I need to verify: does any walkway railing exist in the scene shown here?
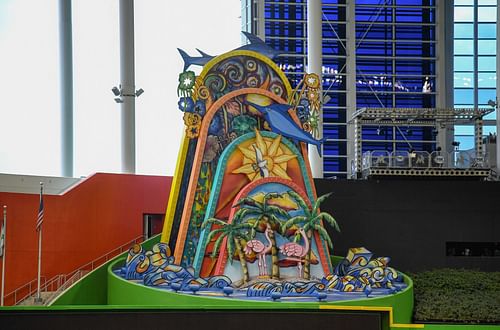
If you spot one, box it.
[3,235,144,306]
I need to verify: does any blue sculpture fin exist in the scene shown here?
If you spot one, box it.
[177,48,191,71]
[242,31,265,45]
[195,48,211,58]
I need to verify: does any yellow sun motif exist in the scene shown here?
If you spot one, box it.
[232,129,297,181]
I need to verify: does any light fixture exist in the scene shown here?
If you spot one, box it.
[487,99,497,108]
[135,88,144,97]
[114,97,124,104]
[112,86,121,96]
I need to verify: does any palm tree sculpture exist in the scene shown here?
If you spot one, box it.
[233,192,290,280]
[202,217,253,284]
[281,191,340,280]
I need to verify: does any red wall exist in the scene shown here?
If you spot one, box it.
[0,173,172,300]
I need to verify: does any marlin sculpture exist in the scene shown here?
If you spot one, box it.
[177,31,285,71]
[246,102,326,157]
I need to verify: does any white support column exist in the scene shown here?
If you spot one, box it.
[307,0,323,178]
[119,0,136,174]
[255,0,266,40]
[59,0,73,178]
[436,0,454,154]
[346,0,357,178]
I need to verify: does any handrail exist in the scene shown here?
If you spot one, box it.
[43,270,85,305]
[3,277,46,306]
[3,235,144,306]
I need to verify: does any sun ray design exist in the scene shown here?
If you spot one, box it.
[232,130,297,181]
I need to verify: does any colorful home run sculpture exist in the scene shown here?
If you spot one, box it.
[117,32,406,300]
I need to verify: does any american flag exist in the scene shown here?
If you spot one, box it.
[36,185,44,231]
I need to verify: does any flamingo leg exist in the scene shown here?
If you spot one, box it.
[257,256,262,276]
[262,255,267,276]
[298,261,303,279]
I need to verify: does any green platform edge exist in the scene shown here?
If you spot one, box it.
[3,235,499,330]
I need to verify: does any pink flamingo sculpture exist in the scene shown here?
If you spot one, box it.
[279,228,310,278]
[244,224,273,277]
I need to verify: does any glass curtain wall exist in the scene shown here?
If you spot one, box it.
[355,0,436,156]
[255,0,437,178]
[454,0,497,151]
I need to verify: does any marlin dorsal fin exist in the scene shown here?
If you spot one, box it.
[242,31,264,44]
[196,48,211,58]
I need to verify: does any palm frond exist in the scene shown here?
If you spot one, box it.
[211,232,227,258]
[263,192,283,203]
[266,205,290,219]
[206,227,226,244]
[234,197,264,210]
[281,215,306,232]
[318,212,340,232]
[312,192,332,215]
[202,217,226,229]
[287,190,311,217]
[316,226,333,249]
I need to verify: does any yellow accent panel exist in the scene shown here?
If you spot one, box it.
[198,50,292,99]
[319,305,425,329]
[160,132,190,243]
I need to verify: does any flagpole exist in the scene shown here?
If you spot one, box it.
[35,182,43,304]
[1,205,7,306]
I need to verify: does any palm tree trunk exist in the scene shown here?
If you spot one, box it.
[303,231,313,280]
[234,238,249,283]
[269,230,280,280]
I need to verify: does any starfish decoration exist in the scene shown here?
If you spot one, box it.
[232,129,297,181]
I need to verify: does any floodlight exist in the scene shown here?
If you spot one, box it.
[135,88,144,97]
[112,86,121,96]
[114,97,124,104]
[487,99,497,108]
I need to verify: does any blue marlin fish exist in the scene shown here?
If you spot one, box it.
[177,32,285,71]
[246,102,326,157]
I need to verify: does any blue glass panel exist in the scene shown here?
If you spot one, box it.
[478,89,497,104]
[454,40,474,55]
[455,125,474,135]
[454,72,475,88]
[455,0,474,4]
[454,23,474,38]
[395,94,435,108]
[484,110,497,120]
[323,107,347,123]
[323,157,347,172]
[396,60,435,76]
[454,56,474,71]
[477,56,496,71]
[478,0,497,4]
[478,72,497,88]
[478,7,497,22]
[396,25,436,40]
[324,125,347,139]
[323,6,344,21]
[483,126,497,134]
[357,94,393,108]
[454,89,474,103]
[362,142,394,153]
[396,7,434,23]
[454,7,474,22]
[455,136,474,150]
[478,40,497,54]
[395,42,436,57]
[478,24,497,38]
